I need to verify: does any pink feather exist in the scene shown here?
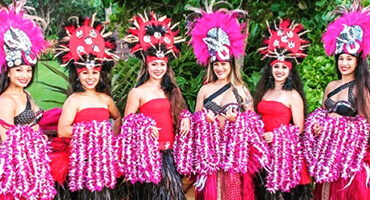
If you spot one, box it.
[189,12,247,66]
[323,11,370,56]
[0,8,47,73]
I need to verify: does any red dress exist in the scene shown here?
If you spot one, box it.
[257,100,311,185]
[139,98,174,150]
[49,107,109,184]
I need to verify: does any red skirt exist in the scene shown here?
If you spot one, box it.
[314,149,370,200]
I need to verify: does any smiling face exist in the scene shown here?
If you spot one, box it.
[78,68,101,90]
[271,62,290,83]
[8,65,33,88]
[147,59,167,80]
[212,61,231,81]
[337,53,357,77]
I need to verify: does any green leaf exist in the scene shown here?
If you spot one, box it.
[41,62,69,82]
[270,4,280,12]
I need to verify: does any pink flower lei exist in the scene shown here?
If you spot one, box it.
[68,120,117,192]
[173,109,194,176]
[116,113,161,184]
[0,125,56,199]
[265,124,303,193]
[303,108,369,183]
[221,111,268,173]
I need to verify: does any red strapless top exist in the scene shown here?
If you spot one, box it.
[74,107,109,123]
[257,100,311,185]
[140,98,174,150]
[257,100,292,132]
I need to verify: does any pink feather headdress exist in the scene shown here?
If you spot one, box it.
[322,1,370,56]
[258,19,310,69]
[187,1,248,66]
[0,0,47,73]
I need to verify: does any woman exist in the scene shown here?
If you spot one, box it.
[254,19,311,200]
[50,15,121,200]
[188,2,267,199]
[118,11,189,200]
[0,1,55,199]
[304,3,370,200]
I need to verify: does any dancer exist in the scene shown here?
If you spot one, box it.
[304,2,370,199]
[117,11,189,200]
[0,1,55,199]
[254,18,311,199]
[188,1,268,199]
[51,14,121,200]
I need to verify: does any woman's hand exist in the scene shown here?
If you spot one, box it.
[313,123,322,136]
[150,126,160,139]
[31,124,40,132]
[262,132,274,143]
[179,117,190,135]
[221,108,238,122]
[203,108,216,123]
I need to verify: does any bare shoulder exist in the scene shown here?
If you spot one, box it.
[289,90,303,103]
[100,93,114,104]
[325,80,339,93]
[62,93,80,108]
[0,94,16,108]
[127,87,143,100]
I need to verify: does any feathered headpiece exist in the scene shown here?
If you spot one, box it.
[322,1,370,57]
[55,14,118,74]
[187,0,248,66]
[123,11,184,64]
[0,0,47,73]
[258,19,310,69]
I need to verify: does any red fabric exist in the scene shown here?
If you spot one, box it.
[38,108,61,131]
[257,100,311,185]
[242,173,255,200]
[76,66,101,74]
[48,137,71,184]
[270,60,292,69]
[314,149,370,200]
[74,107,109,123]
[140,98,174,150]
[220,171,243,200]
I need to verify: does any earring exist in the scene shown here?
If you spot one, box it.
[76,77,80,82]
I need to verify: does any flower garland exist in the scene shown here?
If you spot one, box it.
[116,113,161,184]
[303,108,370,183]
[265,124,303,192]
[68,120,117,192]
[192,110,221,176]
[221,111,268,173]
[0,125,56,200]
[173,109,194,176]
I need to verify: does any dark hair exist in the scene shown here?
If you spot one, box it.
[335,54,370,122]
[254,60,308,116]
[0,64,37,95]
[136,63,187,129]
[67,63,112,96]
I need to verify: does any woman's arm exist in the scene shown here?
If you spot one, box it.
[242,86,254,111]
[195,86,206,112]
[0,96,15,141]
[57,95,78,138]
[124,88,141,117]
[290,90,305,133]
[106,95,122,135]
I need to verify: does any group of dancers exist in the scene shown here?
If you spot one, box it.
[0,0,369,200]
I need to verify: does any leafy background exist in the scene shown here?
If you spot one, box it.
[14,0,369,113]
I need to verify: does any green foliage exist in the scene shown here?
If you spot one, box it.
[109,0,368,113]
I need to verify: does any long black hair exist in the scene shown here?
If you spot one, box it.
[0,64,37,95]
[335,53,370,122]
[254,59,308,116]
